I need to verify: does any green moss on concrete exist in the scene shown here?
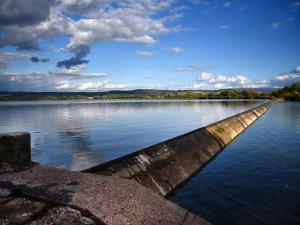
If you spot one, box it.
[215,126,225,133]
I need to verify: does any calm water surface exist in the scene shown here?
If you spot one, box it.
[170,101,300,225]
[0,100,260,171]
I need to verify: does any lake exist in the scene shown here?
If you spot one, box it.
[170,101,300,225]
[0,100,260,171]
[1,100,299,224]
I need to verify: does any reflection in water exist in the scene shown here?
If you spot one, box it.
[170,102,300,225]
[0,100,261,170]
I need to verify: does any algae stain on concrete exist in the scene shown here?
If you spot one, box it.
[215,127,225,133]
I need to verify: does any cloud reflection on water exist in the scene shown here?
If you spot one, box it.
[0,100,260,170]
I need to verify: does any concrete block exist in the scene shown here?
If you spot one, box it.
[0,132,31,172]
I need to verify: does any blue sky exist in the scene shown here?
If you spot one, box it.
[0,0,300,91]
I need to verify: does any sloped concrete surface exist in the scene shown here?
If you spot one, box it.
[85,101,274,196]
[0,165,210,225]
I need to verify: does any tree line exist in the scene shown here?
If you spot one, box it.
[0,82,299,101]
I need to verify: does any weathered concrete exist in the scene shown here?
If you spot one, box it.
[0,164,210,225]
[85,101,274,196]
[0,186,98,225]
[0,132,32,172]
[28,206,97,225]
[0,197,47,223]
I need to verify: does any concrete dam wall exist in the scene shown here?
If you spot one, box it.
[85,101,274,196]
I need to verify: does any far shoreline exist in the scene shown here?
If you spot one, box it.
[1,82,299,101]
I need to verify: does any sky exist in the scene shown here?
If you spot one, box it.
[0,0,300,92]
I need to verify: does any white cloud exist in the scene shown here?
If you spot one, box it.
[219,25,229,30]
[194,70,300,90]
[169,5,190,13]
[0,51,31,68]
[136,51,155,57]
[195,72,270,89]
[56,80,128,91]
[55,80,168,91]
[0,64,109,91]
[187,0,210,6]
[271,73,300,87]
[175,64,198,72]
[274,74,299,81]
[0,0,181,58]
[290,1,300,11]
[51,65,108,78]
[198,72,214,81]
[170,47,185,54]
[291,65,300,73]
[1,69,300,92]
[270,22,280,29]
[224,2,231,7]
[239,4,248,11]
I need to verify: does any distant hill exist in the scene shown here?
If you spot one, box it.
[0,88,273,101]
[0,87,277,96]
[218,87,278,93]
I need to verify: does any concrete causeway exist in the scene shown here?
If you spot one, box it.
[85,101,274,196]
[0,101,274,225]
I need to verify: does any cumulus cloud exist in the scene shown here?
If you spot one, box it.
[1,67,300,91]
[57,45,90,68]
[196,72,269,89]
[0,0,55,27]
[55,80,128,91]
[30,57,39,63]
[224,2,231,7]
[198,72,213,81]
[0,65,108,91]
[239,4,248,11]
[219,25,229,30]
[0,69,159,92]
[51,65,108,78]
[0,53,50,65]
[175,64,198,72]
[187,0,211,6]
[274,74,299,81]
[266,66,300,87]
[194,67,300,90]
[271,74,300,87]
[61,0,110,16]
[270,22,280,29]
[136,51,155,57]
[169,5,190,13]
[30,56,50,63]
[0,8,70,50]
[0,0,181,64]
[291,65,300,73]
[0,51,30,68]
[290,1,300,11]
[170,47,185,54]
